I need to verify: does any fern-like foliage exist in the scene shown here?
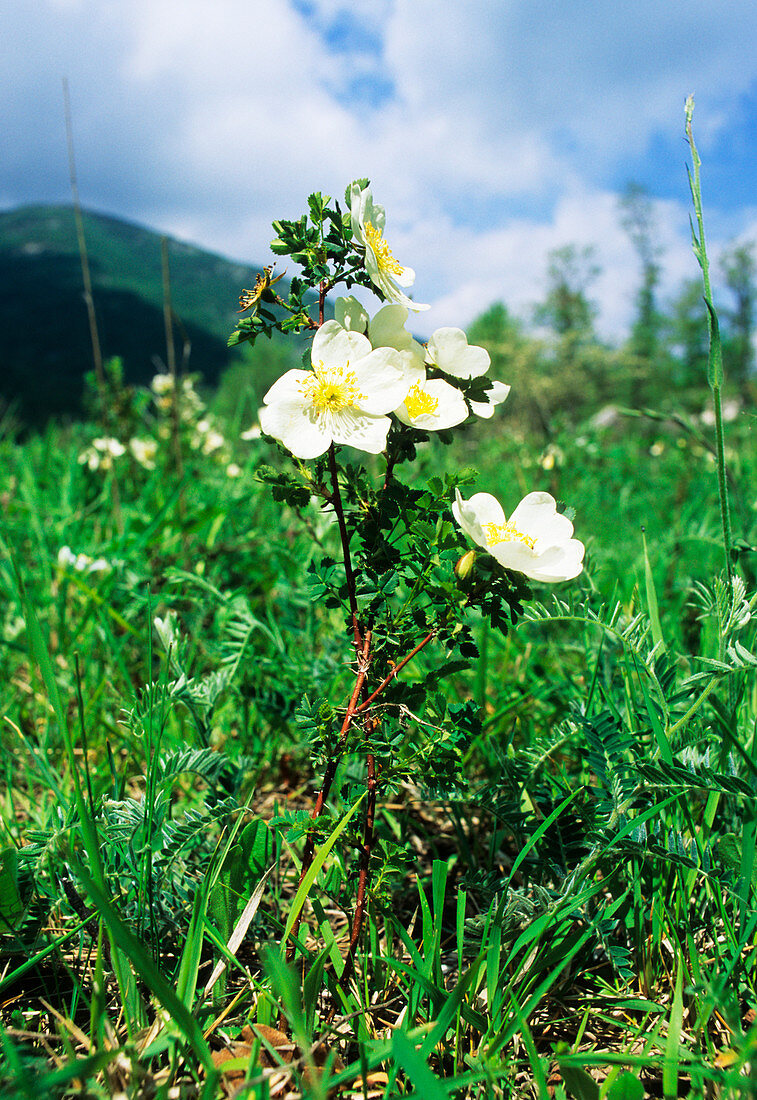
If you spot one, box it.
[576,708,638,828]
[524,590,756,743]
[158,795,241,866]
[217,593,274,679]
[156,744,233,787]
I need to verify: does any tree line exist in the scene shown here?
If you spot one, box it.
[462,183,755,437]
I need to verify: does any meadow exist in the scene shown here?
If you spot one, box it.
[1,133,756,1098]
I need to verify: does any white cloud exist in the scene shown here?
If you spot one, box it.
[395,187,697,341]
[384,0,757,167]
[2,0,757,346]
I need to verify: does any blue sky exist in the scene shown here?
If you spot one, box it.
[4,0,757,339]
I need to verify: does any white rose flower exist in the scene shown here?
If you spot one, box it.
[259,319,412,459]
[453,489,584,583]
[349,183,429,312]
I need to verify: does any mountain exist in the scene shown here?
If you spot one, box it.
[0,204,279,425]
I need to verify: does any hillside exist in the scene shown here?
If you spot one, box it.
[0,205,284,425]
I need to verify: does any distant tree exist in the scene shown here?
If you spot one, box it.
[530,246,636,421]
[720,240,756,394]
[466,301,515,347]
[535,244,599,337]
[618,182,663,365]
[468,301,552,435]
[467,298,633,436]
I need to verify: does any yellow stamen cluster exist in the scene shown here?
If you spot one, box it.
[300,363,366,415]
[404,383,439,420]
[364,221,404,275]
[482,521,536,550]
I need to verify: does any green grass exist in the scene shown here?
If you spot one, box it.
[2,114,757,1094]
[0,358,755,1097]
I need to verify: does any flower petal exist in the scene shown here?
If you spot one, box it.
[366,260,429,310]
[331,411,391,454]
[523,542,585,583]
[262,369,313,406]
[350,182,385,242]
[510,492,575,543]
[259,399,331,459]
[351,348,412,413]
[335,296,368,333]
[312,319,372,369]
[490,538,584,583]
[470,380,511,418]
[426,328,490,379]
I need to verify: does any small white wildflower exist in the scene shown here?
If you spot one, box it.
[201,430,225,455]
[57,546,79,569]
[78,448,101,471]
[94,437,126,458]
[151,373,174,395]
[79,437,126,471]
[129,437,158,469]
[57,546,111,574]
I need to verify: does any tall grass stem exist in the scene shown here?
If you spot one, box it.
[685,96,733,582]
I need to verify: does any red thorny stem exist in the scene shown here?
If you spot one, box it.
[319,278,327,328]
[337,633,439,988]
[339,734,378,991]
[285,628,372,965]
[356,628,437,715]
[327,442,363,652]
[283,626,441,972]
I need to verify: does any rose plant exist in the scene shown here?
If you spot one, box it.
[230,180,585,989]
